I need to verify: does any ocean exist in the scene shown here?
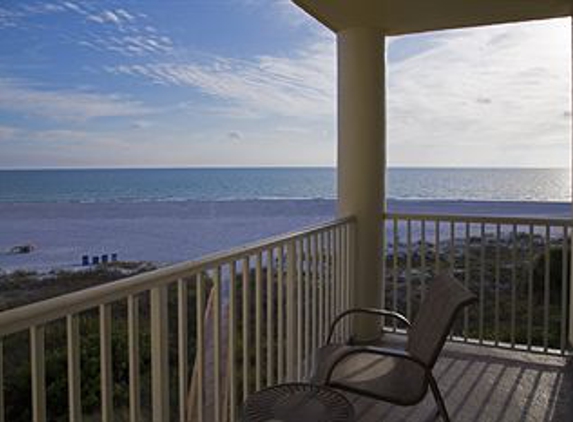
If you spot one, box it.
[0,167,570,203]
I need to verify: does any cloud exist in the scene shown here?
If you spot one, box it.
[87,9,135,26]
[87,33,173,56]
[0,2,173,57]
[130,120,152,129]
[233,0,314,28]
[0,78,152,122]
[108,41,336,119]
[0,7,23,28]
[0,125,20,141]
[106,17,570,165]
[386,18,570,166]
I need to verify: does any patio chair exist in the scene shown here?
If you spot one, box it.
[311,272,477,422]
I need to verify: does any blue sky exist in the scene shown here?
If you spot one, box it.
[0,0,570,168]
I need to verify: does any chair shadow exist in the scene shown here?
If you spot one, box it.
[346,343,572,422]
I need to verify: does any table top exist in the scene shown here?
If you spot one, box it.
[241,383,355,422]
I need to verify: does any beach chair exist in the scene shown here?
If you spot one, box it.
[311,272,477,421]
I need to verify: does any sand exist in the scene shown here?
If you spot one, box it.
[0,199,569,272]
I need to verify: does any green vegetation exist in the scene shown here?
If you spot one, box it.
[0,263,202,422]
[384,234,571,350]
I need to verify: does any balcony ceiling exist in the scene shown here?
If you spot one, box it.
[293,0,571,35]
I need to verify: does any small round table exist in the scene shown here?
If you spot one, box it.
[241,383,354,422]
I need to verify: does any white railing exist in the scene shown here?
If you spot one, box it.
[0,217,355,422]
[383,212,571,355]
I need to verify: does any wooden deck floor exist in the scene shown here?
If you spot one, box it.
[341,336,572,422]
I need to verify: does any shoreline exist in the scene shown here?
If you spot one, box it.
[0,199,570,272]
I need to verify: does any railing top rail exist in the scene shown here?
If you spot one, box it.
[385,212,572,227]
[0,216,355,337]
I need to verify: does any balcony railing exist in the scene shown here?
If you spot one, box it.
[0,217,355,422]
[0,211,571,422]
[383,212,572,355]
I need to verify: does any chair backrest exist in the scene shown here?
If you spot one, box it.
[406,272,476,368]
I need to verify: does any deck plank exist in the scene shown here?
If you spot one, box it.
[342,336,572,422]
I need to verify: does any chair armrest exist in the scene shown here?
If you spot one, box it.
[326,308,411,344]
[324,346,429,384]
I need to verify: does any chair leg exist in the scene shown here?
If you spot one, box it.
[428,375,450,422]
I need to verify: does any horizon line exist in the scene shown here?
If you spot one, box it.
[0,165,570,171]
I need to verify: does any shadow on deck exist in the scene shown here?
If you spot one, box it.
[344,336,573,422]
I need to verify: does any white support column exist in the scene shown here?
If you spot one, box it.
[337,27,386,339]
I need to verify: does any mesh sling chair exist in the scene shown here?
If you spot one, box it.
[311,272,477,422]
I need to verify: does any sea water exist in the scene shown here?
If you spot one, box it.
[0,167,570,203]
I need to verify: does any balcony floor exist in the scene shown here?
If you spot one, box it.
[341,335,572,422]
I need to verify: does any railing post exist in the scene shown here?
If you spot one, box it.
[30,326,46,422]
[66,315,82,422]
[151,286,170,422]
[286,240,297,381]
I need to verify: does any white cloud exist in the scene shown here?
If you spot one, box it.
[0,2,173,57]
[109,41,336,119]
[0,78,152,122]
[0,125,20,141]
[87,8,136,26]
[387,18,571,167]
[89,33,172,56]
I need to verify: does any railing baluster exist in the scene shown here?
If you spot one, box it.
[435,220,441,273]
[479,223,485,345]
[406,219,412,321]
[127,295,141,422]
[229,263,237,422]
[328,231,335,342]
[561,226,568,354]
[241,258,250,400]
[196,274,205,422]
[392,218,399,329]
[66,314,81,422]
[0,339,4,422]
[335,229,341,336]
[381,215,387,327]
[30,325,46,422]
[464,222,470,341]
[311,235,318,366]
[277,246,284,383]
[177,279,188,422]
[296,239,303,381]
[544,225,551,352]
[286,240,297,381]
[150,286,169,422]
[255,253,263,390]
[527,225,534,350]
[421,220,427,301]
[449,221,455,270]
[213,268,221,422]
[266,248,274,386]
[304,237,311,377]
[511,225,517,348]
[449,221,455,341]
[324,232,331,344]
[318,233,325,343]
[344,224,351,339]
[495,224,501,346]
[99,304,113,422]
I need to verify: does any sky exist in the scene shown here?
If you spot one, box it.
[0,0,570,169]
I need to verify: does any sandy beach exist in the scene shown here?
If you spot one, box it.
[0,199,569,272]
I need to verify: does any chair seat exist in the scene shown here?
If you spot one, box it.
[311,343,428,405]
